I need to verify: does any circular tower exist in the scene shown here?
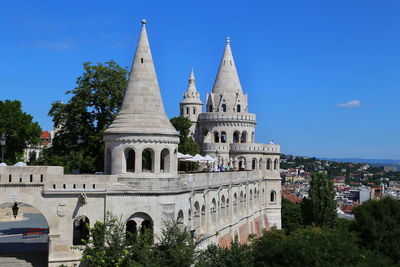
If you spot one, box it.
[103,20,180,178]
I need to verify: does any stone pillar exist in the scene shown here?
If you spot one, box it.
[135,149,142,173]
[228,187,233,223]
[111,145,122,175]
[154,149,160,174]
[204,192,210,234]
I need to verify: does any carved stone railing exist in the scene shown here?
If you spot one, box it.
[180,170,260,189]
[198,112,256,123]
[229,143,280,154]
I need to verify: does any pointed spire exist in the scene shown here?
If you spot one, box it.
[187,68,197,93]
[180,69,202,104]
[105,20,178,136]
[211,37,243,94]
[189,68,195,84]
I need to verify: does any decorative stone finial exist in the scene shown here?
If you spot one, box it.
[226,36,230,44]
[142,19,147,25]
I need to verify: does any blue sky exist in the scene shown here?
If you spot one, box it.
[1,0,399,159]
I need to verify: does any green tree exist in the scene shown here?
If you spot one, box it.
[281,198,303,233]
[41,61,128,173]
[78,213,197,267]
[352,197,400,263]
[170,116,200,156]
[252,227,393,267]
[0,100,41,164]
[304,172,337,227]
[196,240,254,267]
[155,221,197,267]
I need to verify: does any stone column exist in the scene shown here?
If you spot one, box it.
[135,148,142,173]
[111,145,122,175]
[154,149,160,174]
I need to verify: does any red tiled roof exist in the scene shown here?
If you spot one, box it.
[340,205,353,214]
[41,131,50,139]
[282,193,302,204]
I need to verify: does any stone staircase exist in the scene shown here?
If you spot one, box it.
[0,252,47,267]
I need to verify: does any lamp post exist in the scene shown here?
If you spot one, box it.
[0,133,6,163]
[12,202,19,219]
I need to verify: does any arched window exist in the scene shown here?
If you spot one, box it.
[142,148,154,173]
[221,132,227,143]
[274,159,279,170]
[270,191,276,203]
[221,195,226,221]
[214,132,220,143]
[126,220,137,241]
[160,148,170,173]
[233,131,240,143]
[241,131,247,143]
[177,210,184,224]
[193,107,196,115]
[194,202,200,216]
[266,158,271,170]
[141,219,153,236]
[252,159,256,170]
[186,107,190,115]
[236,104,241,112]
[201,205,206,232]
[238,158,246,171]
[73,216,90,245]
[125,148,135,173]
[202,130,209,142]
[208,105,213,112]
[221,104,227,112]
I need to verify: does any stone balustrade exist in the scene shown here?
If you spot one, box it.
[229,143,280,154]
[180,170,260,189]
[201,143,231,152]
[198,112,256,122]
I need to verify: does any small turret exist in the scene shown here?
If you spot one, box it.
[179,69,203,136]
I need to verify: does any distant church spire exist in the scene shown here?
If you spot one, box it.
[211,37,243,94]
[105,19,178,136]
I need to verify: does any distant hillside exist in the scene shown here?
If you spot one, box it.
[319,157,400,166]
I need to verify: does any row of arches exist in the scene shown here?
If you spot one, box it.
[123,147,172,173]
[208,104,242,113]
[210,130,254,144]
[73,213,154,246]
[190,189,277,234]
[251,158,279,171]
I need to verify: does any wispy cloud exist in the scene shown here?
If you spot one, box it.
[337,100,361,108]
[33,40,74,52]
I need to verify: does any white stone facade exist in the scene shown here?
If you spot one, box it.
[0,20,281,266]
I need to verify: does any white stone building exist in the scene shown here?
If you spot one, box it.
[0,20,281,266]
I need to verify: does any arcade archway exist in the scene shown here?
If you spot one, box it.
[0,202,49,266]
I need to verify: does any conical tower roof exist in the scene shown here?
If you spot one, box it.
[106,20,178,136]
[180,69,202,104]
[211,37,243,94]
